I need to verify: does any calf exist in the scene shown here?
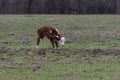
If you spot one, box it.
[36,26,61,48]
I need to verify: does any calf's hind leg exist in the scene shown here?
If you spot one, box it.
[36,33,44,48]
[36,36,41,48]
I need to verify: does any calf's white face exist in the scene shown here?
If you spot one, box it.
[58,37,65,46]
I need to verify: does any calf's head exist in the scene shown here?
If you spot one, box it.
[54,35,61,41]
[53,35,65,46]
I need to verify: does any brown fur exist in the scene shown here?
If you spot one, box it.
[37,26,61,48]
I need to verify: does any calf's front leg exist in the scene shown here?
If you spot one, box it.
[50,39,55,49]
[55,41,58,48]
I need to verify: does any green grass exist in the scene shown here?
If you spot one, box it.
[1,15,120,49]
[0,15,120,80]
[0,53,120,80]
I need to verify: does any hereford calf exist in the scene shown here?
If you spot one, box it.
[36,26,61,48]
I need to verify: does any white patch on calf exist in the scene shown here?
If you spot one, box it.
[36,45,39,48]
[50,30,52,34]
[56,35,59,38]
[55,28,60,34]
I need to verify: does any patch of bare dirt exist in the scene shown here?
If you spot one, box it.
[0,47,120,70]
[0,46,120,56]
[0,46,10,54]
[47,48,120,56]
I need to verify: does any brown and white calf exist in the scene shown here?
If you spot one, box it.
[36,26,61,48]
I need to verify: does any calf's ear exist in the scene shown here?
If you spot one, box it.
[56,35,59,38]
[55,35,61,41]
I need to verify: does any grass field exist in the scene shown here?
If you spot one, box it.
[0,15,120,80]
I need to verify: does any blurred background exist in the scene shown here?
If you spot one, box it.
[0,0,120,14]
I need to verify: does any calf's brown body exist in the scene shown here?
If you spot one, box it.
[37,26,61,48]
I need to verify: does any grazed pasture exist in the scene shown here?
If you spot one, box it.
[0,15,120,80]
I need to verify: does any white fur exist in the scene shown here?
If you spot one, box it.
[50,30,52,34]
[55,28,60,34]
[56,35,59,38]
[36,45,39,48]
